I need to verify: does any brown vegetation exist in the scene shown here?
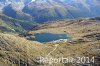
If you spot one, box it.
[0,18,100,66]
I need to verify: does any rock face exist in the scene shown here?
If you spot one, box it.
[0,0,100,22]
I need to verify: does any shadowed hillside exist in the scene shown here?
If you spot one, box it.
[0,14,37,33]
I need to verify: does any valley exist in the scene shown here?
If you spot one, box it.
[0,0,100,66]
[0,18,100,66]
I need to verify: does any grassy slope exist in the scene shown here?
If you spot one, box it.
[0,33,99,66]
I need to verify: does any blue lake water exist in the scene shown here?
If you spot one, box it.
[34,33,69,42]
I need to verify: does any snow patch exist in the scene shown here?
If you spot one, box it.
[31,0,35,2]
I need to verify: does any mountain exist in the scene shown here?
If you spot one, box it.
[0,0,34,21]
[0,0,100,23]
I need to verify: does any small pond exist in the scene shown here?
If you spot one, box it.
[34,33,70,42]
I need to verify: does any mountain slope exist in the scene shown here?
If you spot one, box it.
[0,14,37,33]
[23,0,78,22]
[0,33,44,66]
[0,0,100,23]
